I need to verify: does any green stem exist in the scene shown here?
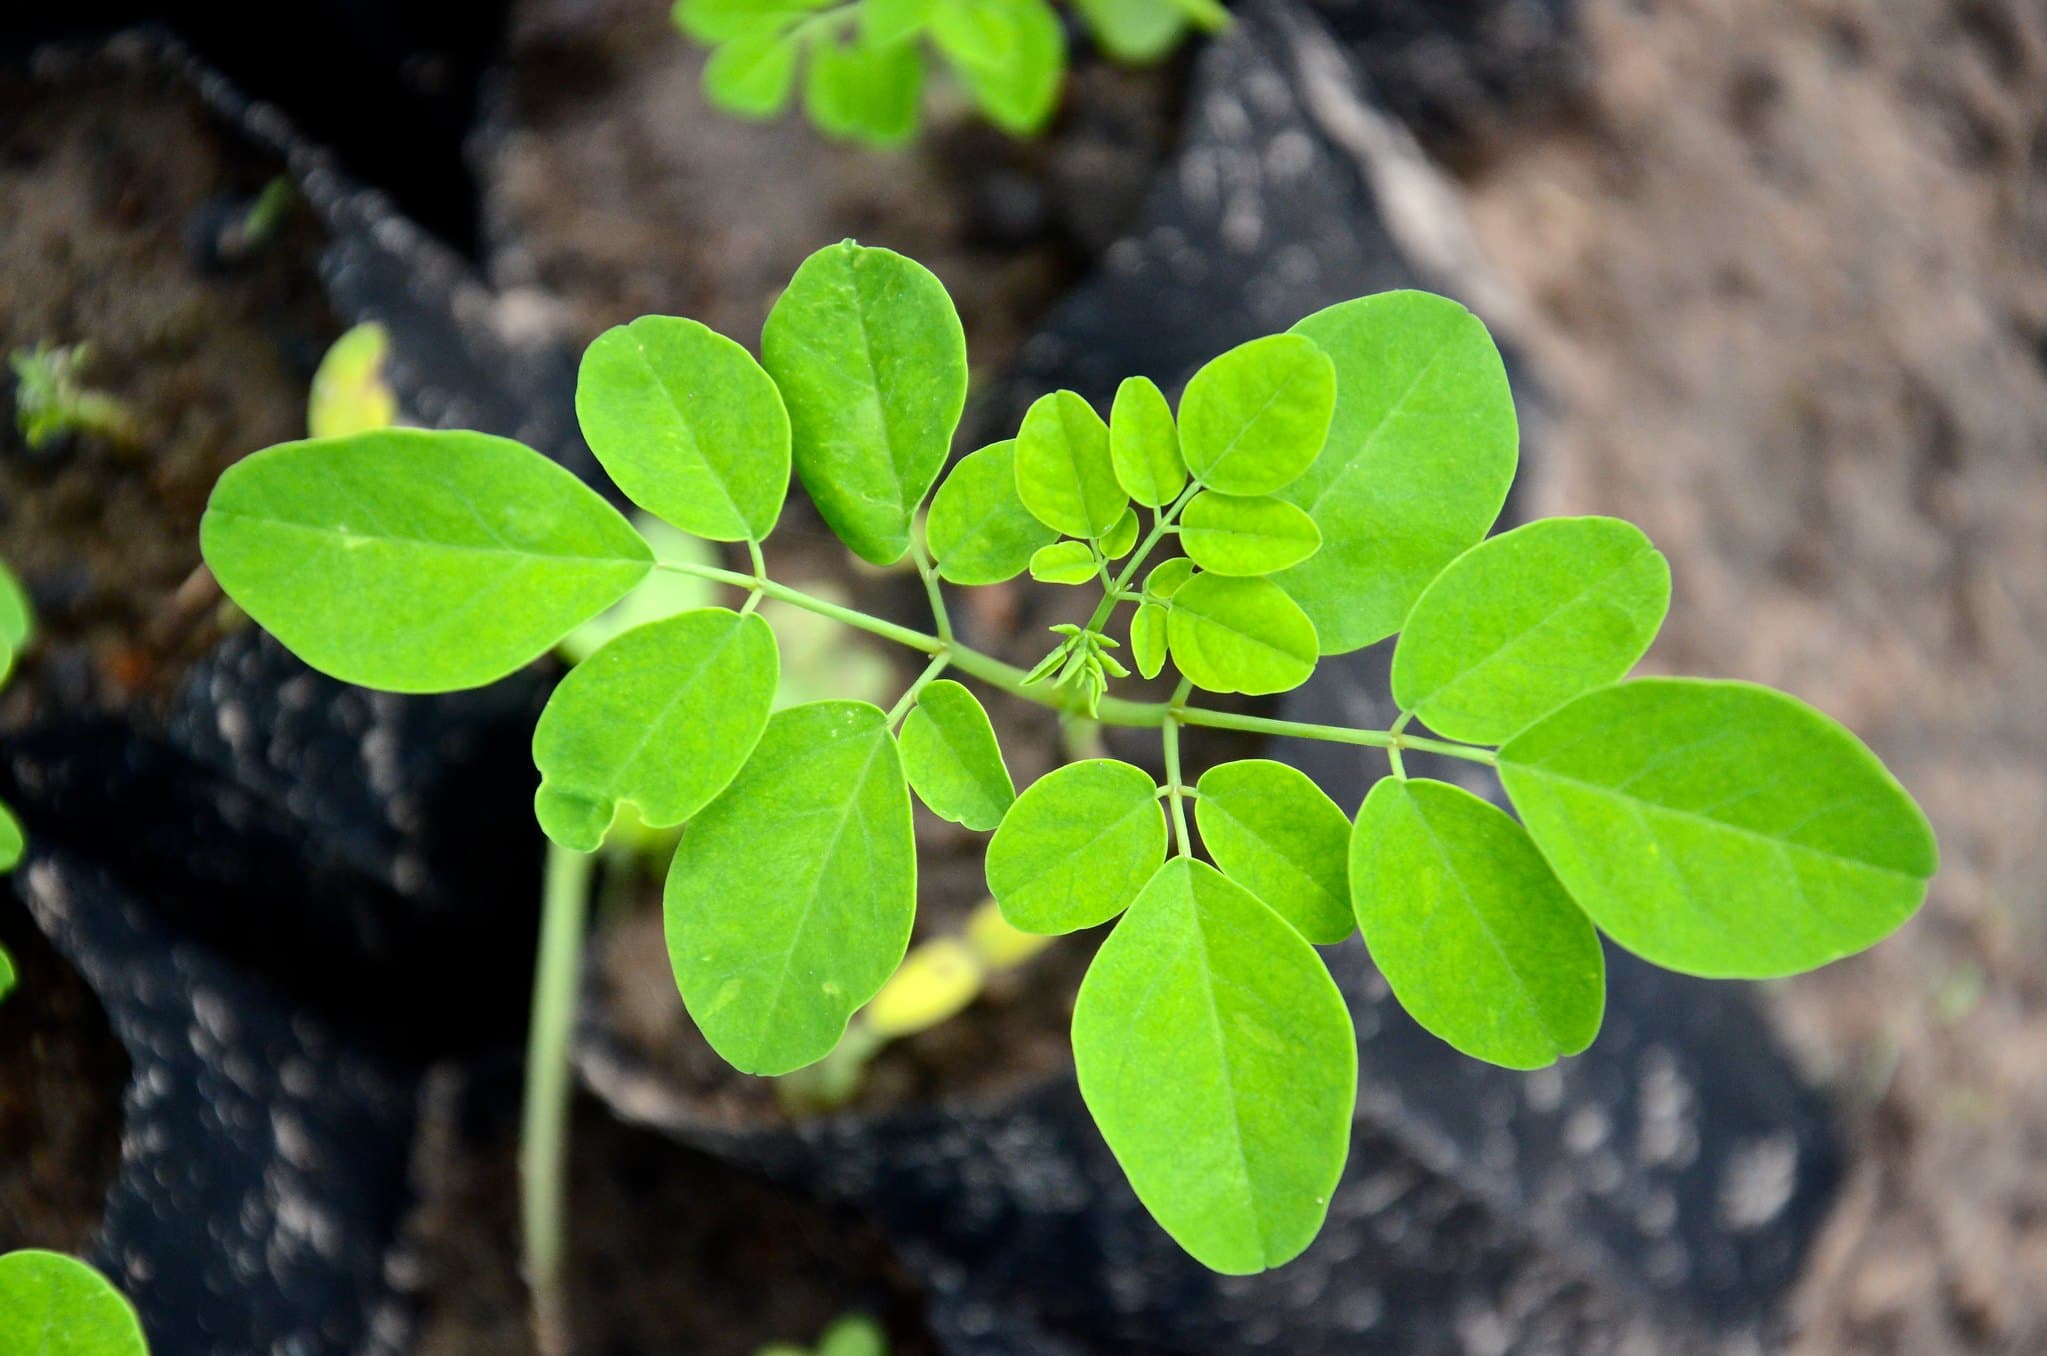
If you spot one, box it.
[888,651,953,725]
[1083,481,1200,635]
[650,559,1499,766]
[1162,717,1192,856]
[521,840,595,1356]
[909,533,953,644]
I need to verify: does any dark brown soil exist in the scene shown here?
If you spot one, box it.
[1455,0,2047,1350]
[403,1081,937,1356]
[0,51,336,722]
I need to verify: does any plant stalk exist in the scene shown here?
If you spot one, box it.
[521,839,594,1356]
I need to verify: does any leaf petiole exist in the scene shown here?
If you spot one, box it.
[887,651,954,726]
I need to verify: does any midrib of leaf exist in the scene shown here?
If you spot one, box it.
[929,713,998,812]
[1202,368,1308,484]
[1205,803,1328,911]
[1302,321,1461,516]
[847,266,912,515]
[206,508,645,567]
[623,336,752,534]
[594,618,749,817]
[1038,798,1156,915]
[1412,547,1656,714]
[1179,594,1308,666]
[1403,792,1564,1052]
[750,728,892,1061]
[1185,887,1270,1261]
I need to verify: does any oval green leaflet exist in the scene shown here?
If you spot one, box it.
[1277,291,1517,655]
[866,0,938,45]
[1143,557,1195,600]
[1176,333,1335,497]
[762,241,967,566]
[306,322,396,440]
[932,0,1065,135]
[703,30,802,117]
[898,679,1015,831]
[1129,602,1167,680]
[1098,505,1140,560]
[532,608,778,852]
[1,555,31,687]
[1178,491,1322,577]
[985,759,1166,934]
[1015,389,1125,539]
[926,440,1055,585]
[1393,516,1669,743]
[576,315,791,542]
[1073,857,1356,1274]
[676,0,820,43]
[200,429,652,693]
[0,801,19,873]
[1165,572,1317,695]
[806,38,923,147]
[1028,541,1098,585]
[0,943,14,1003]
[665,700,915,1075]
[0,1250,150,1355]
[1352,777,1604,1068]
[1498,678,1938,979]
[1194,759,1353,944]
[1074,0,1190,60]
[1109,374,1186,507]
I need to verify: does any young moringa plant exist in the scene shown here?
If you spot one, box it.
[199,241,1937,1280]
[678,0,1227,146]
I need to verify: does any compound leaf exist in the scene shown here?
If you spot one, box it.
[703,31,803,116]
[533,608,778,852]
[1179,492,1321,577]
[1352,778,1603,1068]
[926,441,1055,585]
[201,429,652,693]
[1015,390,1124,538]
[1278,291,1517,654]
[665,700,915,1075]
[763,242,967,566]
[1194,760,1352,944]
[1072,857,1355,1274]
[1177,334,1335,497]
[1130,602,1167,679]
[1393,516,1669,743]
[1166,573,1317,695]
[0,1250,149,1356]
[0,800,20,873]
[577,315,790,542]
[986,759,1165,933]
[1028,541,1097,585]
[1498,678,1939,979]
[899,679,1015,830]
[1110,375,1186,507]
[806,38,923,146]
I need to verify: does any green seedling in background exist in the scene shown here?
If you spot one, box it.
[758,1312,889,1356]
[0,556,31,1004]
[8,342,140,452]
[308,323,399,439]
[677,0,1229,147]
[200,239,1936,1289]
[0,1250,151,1354]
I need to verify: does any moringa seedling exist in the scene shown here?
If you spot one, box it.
[8,342,139,452]
[677,0,1229,146]
[0,1250,151,1354]
[199,240,1936,1279]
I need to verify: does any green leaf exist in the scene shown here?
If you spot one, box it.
[0,1250,150,1355]
[1028,541,1097,585]
[704,32,802,117]
[1194,760,1352,944]
[1143,557,1194,599]
[898,679,1014,830]
[307,322,396,440]
[1098,505,1140,559]
[559,514,720,664]
[1130,602,1167,679]
[1110,375,1186,507]
[576,316,790,542]
[817,1315,890,1356]
[1165,573,1317,695]
[1278,291,1518,654]
[533,608,778,852]
[1393,517,1669,743]
[986,759,1165,933]
[1498,679,1939,979]
[675,0,818,42]
[806,39,924,146]
[200,429,652,693]
[0,798,24,874]
[1,556,32,686]
[762,242,968,566]
[934,0,1065,135]
[0,941,13,1003]
[1015,390,1124,538]
[1352,778,1603,1068]
[664,700,915,1074]
[1074,0,1189,61]
[1072,857,1355,1274]
[1178,491,1322,577]
[926,441,1057,584]
[865,0,937,46]
[1177,333,1335,497]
